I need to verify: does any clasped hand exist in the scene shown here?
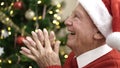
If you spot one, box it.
[20,29,61,68]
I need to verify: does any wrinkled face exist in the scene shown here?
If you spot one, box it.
[65,4,98,51]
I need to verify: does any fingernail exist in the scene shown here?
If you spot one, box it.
[31,31,34,34]
[59,41,61,44]
[57,40,61,44]
[43,28,47,32]
[22,39,26,43]
[51,31,54,34]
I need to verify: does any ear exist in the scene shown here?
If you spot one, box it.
[93,31,104,40]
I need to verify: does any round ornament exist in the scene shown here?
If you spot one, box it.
[13,1,23,9]
[25,9,35,20]
[16,36,25,45]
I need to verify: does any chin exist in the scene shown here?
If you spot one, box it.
[66,40,74,48]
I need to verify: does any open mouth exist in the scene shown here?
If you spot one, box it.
[67,31,76,35]
[71,32,75,35]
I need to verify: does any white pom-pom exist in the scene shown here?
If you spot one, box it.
[106,32,120,50]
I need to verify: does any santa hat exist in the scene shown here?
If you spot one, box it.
[78,0,120,50]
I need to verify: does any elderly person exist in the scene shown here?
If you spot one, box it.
[20,0,120,68]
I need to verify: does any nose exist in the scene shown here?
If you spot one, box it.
[64,17,73,26]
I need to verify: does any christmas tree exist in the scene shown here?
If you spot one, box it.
[0,0,68,68]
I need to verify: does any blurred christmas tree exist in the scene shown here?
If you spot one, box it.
[0,0,68,68]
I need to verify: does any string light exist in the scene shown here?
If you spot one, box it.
[56,25,60,29]
[37,0,42,4]
[1,30,5,34]
[38,16,42,20]
[10,10,14,15]
[1,2,4,6]
[57,3,61,8]
[8,31,11,35]
[54,14,58,18]
[64,54,68,59]
[6,17,9,21]
[33,17,37,21]
[60,51,65,55]
[29,66,32,68]
[56,16,61,20]
[0,59,2,63]
[56,9,60,13]
[53,20,57,24]
[49,11,53,14]
[8,60,12,64]
[0,36,3,39]
[11,3,14,6]
[53,20,60,26]
[55,21,59,25]
[8,27,11,31]
[35,29,38,32]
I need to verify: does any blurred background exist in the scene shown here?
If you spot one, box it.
[0,0,77,68]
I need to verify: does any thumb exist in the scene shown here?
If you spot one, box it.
[54,40,61,54]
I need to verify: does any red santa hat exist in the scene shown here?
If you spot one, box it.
[78,0,120,50]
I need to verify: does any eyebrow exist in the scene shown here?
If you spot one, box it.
[73,10,82,17]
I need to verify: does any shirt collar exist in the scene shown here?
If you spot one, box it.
[76,44,112,68]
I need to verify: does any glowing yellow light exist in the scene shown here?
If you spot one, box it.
[56,25,60,29]
[60,51,65,55]
[37,1,42,4]
[56,9,60,13]
[10,10,13,15]
[64,55,68,59]
[53,20,57,24]
[1,2,4,6]
[8,32,11,35]
[8,27,11,31]
[35,29,38,32]
[49,11,53,14]
[1,30,5,33]
[11,3,14,6]
[53,20,59,25]
[54,14,58,18]
[0,59,2,63]
[6,17,9,21]
[57,4,61,8]
[8,60,12,64]
[55,21,59,25]
[33,17,37,21]
[0,36,3,39]
[57,16,61,20]
[38,16,42,19]
[29,66,32,68]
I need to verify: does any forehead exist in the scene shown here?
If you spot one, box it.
[73,4,88,15]
[73,3,98,30]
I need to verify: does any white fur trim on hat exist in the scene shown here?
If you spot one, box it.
[106,32,120,50]
[78,0,112,38]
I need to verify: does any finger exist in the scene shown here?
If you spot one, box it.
[36,29,44,45]
[20,47,31,54]
[22,39,40,58]
[20,47,37,61]
[31,31,43,51]
[22,39,34,51]
[49,31,56,46]
[20,50,37,62]
[43,28,52,50]
[26,36,36,48]
[30,47,40,58]
[54,40,61,54]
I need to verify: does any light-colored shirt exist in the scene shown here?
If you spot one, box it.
[76,44,112,68]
